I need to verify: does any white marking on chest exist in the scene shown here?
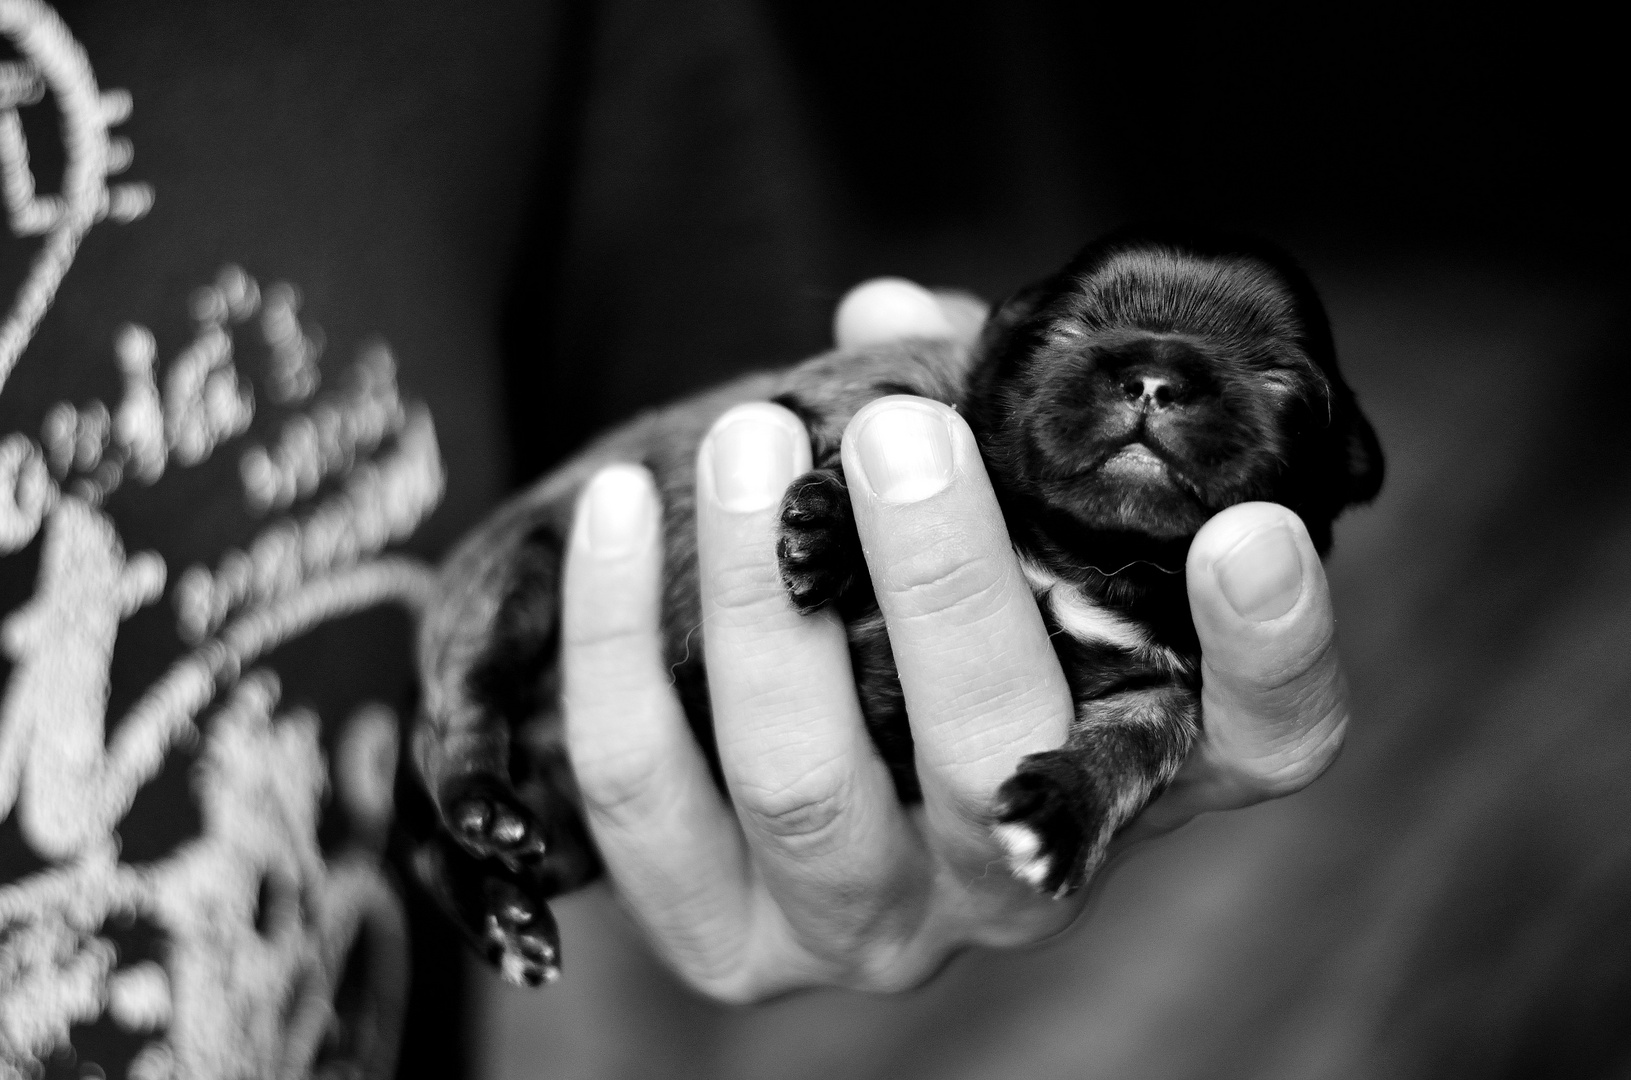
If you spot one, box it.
[1018,555,1151,652]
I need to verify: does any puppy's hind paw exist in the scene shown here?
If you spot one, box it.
[483,877,562,987]
[443,774,550,871]
[410,831,564,986]
[992,822,1055,892]
[777,468,863,614]
[992,752,1105,898]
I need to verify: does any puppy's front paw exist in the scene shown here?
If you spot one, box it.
[992,751,1107,898]
[442,773,550,871]
[777,468,863,613]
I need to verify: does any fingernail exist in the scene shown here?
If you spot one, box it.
[583,465,654,557]
[854,400,954,503]
[709,407,799,513]
[1217,524,1303,622]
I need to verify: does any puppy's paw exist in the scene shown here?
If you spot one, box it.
[409,831,563,987]
[442,773,550,871]
[777,468,863,613]
[992,752,1106,898]
[481,876,563,987]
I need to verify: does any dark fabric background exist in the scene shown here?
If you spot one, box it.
[3,2,563,1075]
[3,2,1625,1078]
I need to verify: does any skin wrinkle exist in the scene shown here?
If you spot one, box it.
[879,547,1014,624]
[699,555,796,616]
[697,584,854,708]
[915,675,1070,775]
[729,749,856,838]
[591,774,760,984]
[1200,606,1339,719]
[569,716,697,826]
[1253,699,1348,793]
[714,691,860,751]
[602,830,755,982]
[712,664,852,721]
[886,582,1034,659]
[559,609,660,651]
[777,850,935,976]
[719,779,903,905]
[1239,619,1340,701]
[1198,678,1348,786]
[1192,698,1348,808]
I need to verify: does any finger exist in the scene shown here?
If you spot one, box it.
[833,277,990,350]
[1182,501,1349,809]
[834,278,957,348]
[841,396,1075,886]
[560,464,755,979]
[927,288,990,345]
[696,403,925,957]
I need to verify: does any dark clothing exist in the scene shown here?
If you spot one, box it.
[2,2,1624,1078]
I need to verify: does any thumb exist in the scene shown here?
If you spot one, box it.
[1184,501,1350,807]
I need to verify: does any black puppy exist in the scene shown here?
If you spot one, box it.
[407,231,1383,985]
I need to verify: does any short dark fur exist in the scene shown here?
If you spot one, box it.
[404,231,1383,985]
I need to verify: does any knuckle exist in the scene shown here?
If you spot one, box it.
[571,740,671,827]
[1251,621,1340,697]
[704,554,787,617]
[735,763,852,853]
[562,614,652,655]
[1242,697,1350,797]
[1208,626,1346,749]
[883,542,1008,623]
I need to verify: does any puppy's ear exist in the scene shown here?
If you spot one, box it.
[977,277,1058,362]
[965,277,1060,420]
[1335,391,1385,507]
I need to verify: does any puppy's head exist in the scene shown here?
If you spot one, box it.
[967,231,1382,552]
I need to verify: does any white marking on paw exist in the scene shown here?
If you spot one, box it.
[499,951,534,987]
[993,822,1052,890]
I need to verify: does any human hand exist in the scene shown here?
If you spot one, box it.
[829,278,1350,848]
[555,279,1350,1001]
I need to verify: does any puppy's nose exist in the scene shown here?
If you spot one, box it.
[1122,374,1177,409]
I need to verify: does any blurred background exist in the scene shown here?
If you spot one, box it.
[2,1,1624,1077]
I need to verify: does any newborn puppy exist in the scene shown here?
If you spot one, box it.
[406,230,1384,985]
